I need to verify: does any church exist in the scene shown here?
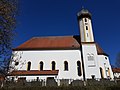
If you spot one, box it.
[8,9,114,83]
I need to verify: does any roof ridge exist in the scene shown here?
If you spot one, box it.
[31,35,74,39]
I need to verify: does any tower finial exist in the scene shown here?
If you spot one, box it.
[82,6,84,9]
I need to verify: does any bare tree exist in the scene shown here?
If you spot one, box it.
[115,52,120,68]
[9,51,26,73]
[0,0,18,74]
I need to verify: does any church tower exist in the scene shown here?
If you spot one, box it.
[77,9,94,42]
[77,8,101,79]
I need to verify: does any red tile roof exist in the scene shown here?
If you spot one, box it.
[112,68,120,73]
[96,43,108,56]
[13,35,107,56]
[13,36,80,50]
[8,70,59,76]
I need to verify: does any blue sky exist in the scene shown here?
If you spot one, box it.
[14,0,120,65]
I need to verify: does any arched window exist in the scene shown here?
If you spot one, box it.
[87,33,89,37]
[107,68,111,78]
[27,61,31,71]
[77,61,82,76]
[85,18,87,22]
[100,67,104,79]
[86,26,88,30]
[64,61,68,71]
[105,57,107,60]
[40,61,43,70]
[51,61,56,70]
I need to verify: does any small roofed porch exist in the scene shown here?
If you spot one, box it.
[7,70,59,82]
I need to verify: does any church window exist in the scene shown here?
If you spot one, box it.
[107,68,111,78]
[15,62,19,66]
[100,67,104,79]
[27,61,31,71]
[64,61,68,71]
[77,61,82,76]
[87,54,95,67]
[51,61,56,70]
[40,61,43,70]
[88,54,94,61]
[105,57,107,60]
[86,26,88,30]
[85,18,87,22]
[87,33,89,37]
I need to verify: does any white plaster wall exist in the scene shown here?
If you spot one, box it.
[79,18,94,42]
[88,19,94,42]
[82,44,101,79]
[83,18,91,42]
[98,55,114,79]
[79,19,85,42]
[10,50,83,80]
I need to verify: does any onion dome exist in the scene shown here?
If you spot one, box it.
[77,9,91,20]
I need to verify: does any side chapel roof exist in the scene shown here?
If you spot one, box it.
[8,70,59,76]
[112,68,120,73]
[13,35,108,56]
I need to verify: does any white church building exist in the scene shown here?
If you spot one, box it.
[8,9,114,82]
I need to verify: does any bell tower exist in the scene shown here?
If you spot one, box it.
[77,9,94,42]
[77,8,101,80]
